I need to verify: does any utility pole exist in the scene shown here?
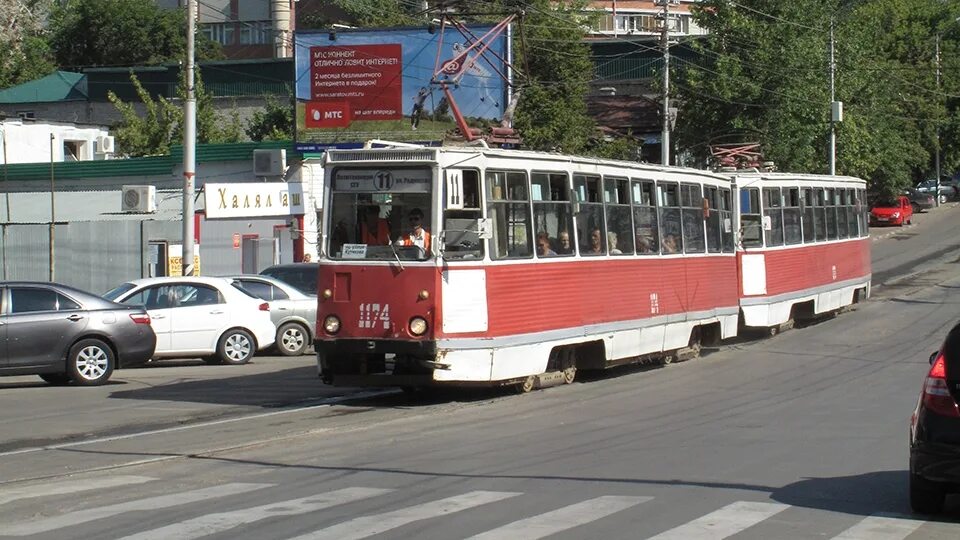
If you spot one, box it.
[659,0,675,166]
[49,133,55,282]
[182,0,197,275]
[829,18,836,176]
[935,33,942,207]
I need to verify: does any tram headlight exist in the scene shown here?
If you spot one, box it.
[322,288,333,299]
[409,316,428,336]
[323,315,341,334]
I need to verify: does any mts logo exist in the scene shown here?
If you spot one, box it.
[305,101,351,128]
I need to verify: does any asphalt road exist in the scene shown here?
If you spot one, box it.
[1,205,960,539]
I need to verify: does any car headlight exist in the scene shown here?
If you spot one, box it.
[323,315,341,334]
[892,211,900,218]
[409,316,428,336]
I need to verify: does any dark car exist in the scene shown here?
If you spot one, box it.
[260,263,318,297]
[904,188,935,213]
[0,282,156,386]
[910,321,960,513]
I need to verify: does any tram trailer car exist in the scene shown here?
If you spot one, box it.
[728,172,871,332]
[314,146,871,390]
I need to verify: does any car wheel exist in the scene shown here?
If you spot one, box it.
[276,322,309,356]
[66,338,114,386]
[910,473,945,514]
[217,329,255,365]
[911,203,920,214]
[39,373,71,385]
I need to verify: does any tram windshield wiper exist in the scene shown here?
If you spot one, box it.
[389,241,405,271]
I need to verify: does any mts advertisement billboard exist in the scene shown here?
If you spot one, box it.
[294,26,508,151]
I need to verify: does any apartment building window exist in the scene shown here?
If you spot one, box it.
[202,23,235,46]
[241,21,273,45]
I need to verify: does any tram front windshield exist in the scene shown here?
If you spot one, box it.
[326,167,434,261]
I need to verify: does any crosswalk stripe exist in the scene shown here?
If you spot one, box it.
[115,487,393,540]
[0,475,155,506]
[288,490,522,540]
[466,495,652,540]
[647,501,790,540]
[831,514,925,540]
[4,482,272,536]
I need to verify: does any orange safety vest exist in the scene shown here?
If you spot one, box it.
[401,229,431,252]
[361,220,390,245]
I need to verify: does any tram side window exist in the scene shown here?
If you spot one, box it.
[837,189,849,238]
[574,174,605,255]
[825,188,839,239]
[801,187,816,243]
[486,170,532,259]
[658,182,683,253]
[762,187,784,247]
[783,187,802,245]
[704,186,722,253]
[632,179,659,254]
[532,171,574,257]
[443,169,484,259]
[720,188,735,252]
[740,187,763,248]
[845,188,858,237]
[814,189,828,241]
[604,177,633,255]
[859,188,869,235]
[681,183,705,253]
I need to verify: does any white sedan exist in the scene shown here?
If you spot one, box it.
[103,277,276,365]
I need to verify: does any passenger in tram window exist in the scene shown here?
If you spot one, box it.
[536,232,557,257]
[557,230,574,255]
[585,227,605,255]
[635,228,654,253]
[360,205,391,245]
[396,208,432,252]
[662,233,679,254]
[607,232,623,255]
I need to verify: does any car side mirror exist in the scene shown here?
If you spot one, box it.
[930,351,939,365]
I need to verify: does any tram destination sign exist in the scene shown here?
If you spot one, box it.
[333,169,431,193]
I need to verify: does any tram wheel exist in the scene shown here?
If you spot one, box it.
[517,375,536,394]
[562,366,577,384]
[661,354,674,366]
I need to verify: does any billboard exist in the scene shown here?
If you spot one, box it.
[295,26,509,151]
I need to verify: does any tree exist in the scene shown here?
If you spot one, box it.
[246,95,294,141]
[0,0,56,89]
[48,0,221,69]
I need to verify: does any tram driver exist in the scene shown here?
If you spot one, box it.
[396,208,432,253]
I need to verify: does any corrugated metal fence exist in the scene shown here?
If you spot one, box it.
[0,221,181,295]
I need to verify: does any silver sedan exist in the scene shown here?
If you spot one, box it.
[227,275,317,356]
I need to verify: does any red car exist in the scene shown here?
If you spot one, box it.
[870,194,913,226]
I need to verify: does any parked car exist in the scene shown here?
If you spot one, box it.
[910,321,960,513]
[103,277,275,365]
[228,275,317,356]
[260,263,318,297]
[916,178,959,201]
[0,281,155,386]
[904,188,935,213]
[869,195,913,226]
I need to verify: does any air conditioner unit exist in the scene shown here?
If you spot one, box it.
[253,149,287,176]
[121,185,157,213]
[97,135,116,154]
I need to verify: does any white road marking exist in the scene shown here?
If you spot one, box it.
[116,487,393,540]
[647,501,790,540]
[466,495,652,540]
[289,490,522,540]
[4,482,272,536]
[831,513,925,540]
[0,475,154,506]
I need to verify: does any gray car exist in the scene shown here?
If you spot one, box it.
[228,275,317,356]
[0,281,156,386]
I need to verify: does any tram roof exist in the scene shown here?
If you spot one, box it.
[724,170,866,186]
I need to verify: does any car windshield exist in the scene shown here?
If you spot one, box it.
[102,283,136,301]
[873,197,898,207]
[260,267,317,296]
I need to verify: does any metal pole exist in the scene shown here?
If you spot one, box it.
[829,19,836,176]
[2,128,7,280]
[49,133,55,282]
[182,0,197,275]
[935,34,942,207]
[661,0,671,166]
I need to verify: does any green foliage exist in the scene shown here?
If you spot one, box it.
[246,95,294,141]
[677,0,960,194]
[0,0,56,89]
[298,0,420,29]
[48,0,222,68]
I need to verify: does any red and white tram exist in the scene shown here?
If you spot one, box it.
[313,145,870,390]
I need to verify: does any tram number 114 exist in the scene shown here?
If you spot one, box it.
[359,303,391,330]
